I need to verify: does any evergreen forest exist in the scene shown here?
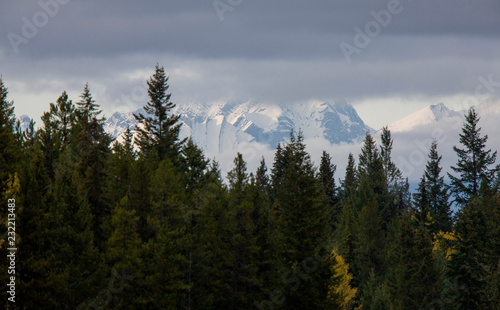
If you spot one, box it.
[1,65,499,309]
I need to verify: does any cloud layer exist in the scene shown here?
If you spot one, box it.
[1,0,499,128]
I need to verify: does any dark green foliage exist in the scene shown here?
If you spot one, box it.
[71,84,113,250]
[1,73,499,309]
[384,212,438,309]
[272,132,334,309]
[449,108,498,205]
[319,150,340,231]
[357,133,390,222]
[134,64,185,162]
[341,152,357,199]
[105,199,143,309]
[0,77,18,193]
[448,197,491,309]
[424,140,452,233]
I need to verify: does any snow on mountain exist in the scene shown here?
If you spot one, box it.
[105,99,373,155]
[15,115,32,131]
[386,101,500,182]
[388,103,462,133]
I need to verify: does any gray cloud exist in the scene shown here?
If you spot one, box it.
[1,0,499,128]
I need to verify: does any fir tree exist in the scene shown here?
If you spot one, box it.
[193,178,233,309]
[413,175,432,225]
[226,153,261,308]
[0,76,18,194]
[448,108,498,205]
[273,131,333,309]
[341,153,357,199]
[380,126,402,187]
[255,157,271,195]
[105,198,142,309]
[384,212,438,309]
[424,140,452,232]
[146,159,189,308]
[357,133,391,226]
[72,84,113,250]
[318,150,340,231]
[448,197,490,309]
[134,64,185,162]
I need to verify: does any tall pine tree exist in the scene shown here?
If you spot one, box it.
[134,64,185,163]
[448,108,498,205]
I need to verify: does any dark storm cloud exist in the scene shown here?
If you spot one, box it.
[1,0,499,128]
[1,0,499,60]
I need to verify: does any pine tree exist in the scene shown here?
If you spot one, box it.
[105,127,136,204]
[424,140,452,233]
[353,198,384,291]
[448,108,498,205]
[193,178,233,309]
[105,198,142,309]
[134,64,185,162]
[341,153,357,199]
[318,150,340,231]
[145,158,189,308]
[357,133,391,226]
[72,84,113,251]
[37,92,76,182]
[0,76,18,194]
[226,153,261,308]
[380,127,410,213]
[380,126,402,187]
[49,90,75,146]
[273,131,334,309]
[14,136,57,308]
[448,197,490,309]
[255,157,271,195]
[47,150,107,308]
[76,83,101,123]
[413,175,432,225]
[179,137,210,308]
[384,212,438,309]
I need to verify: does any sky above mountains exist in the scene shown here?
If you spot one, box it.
[1,0,500,129]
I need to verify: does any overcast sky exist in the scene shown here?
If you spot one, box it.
[1,0,499,129]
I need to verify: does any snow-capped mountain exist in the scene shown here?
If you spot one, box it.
[388,103,462,133]
[105,99,373,155]
[15,115,32,131]
[386,100,500,182]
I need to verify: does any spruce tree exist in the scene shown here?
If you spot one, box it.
[255,157,271,195]
[424,140,452,233]
[448,108,498,205]
[226,153,261,308]
[72,84,113,250]
[105,198,142,309]
[0,76,18,194]
[357,133,390,225]
[341,153,357,199]
[384,212,438,309]
[318,150,340,231]
[134,64,185,162]
[448,197,490,309]
[105,127,136,204]
[193,177,233,309]
[146,159,189,308]
[380,126,402,187]
[273,131,333,309]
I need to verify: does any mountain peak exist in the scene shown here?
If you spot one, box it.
[106,99,372,154]
[388,103,461,133]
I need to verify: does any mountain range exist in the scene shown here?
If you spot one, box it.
[104,99,373,154]
[16,99,500,181]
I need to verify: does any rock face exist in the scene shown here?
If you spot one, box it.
[104,98,373,153]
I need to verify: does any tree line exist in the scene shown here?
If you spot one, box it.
[1,66,499,309]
